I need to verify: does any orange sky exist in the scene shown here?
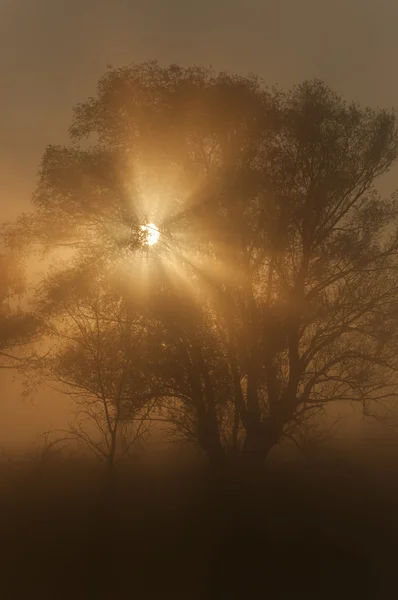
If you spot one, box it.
[1,0,398,450]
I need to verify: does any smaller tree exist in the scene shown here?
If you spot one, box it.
[36,281,152,471]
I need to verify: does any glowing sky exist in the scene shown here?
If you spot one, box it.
[1,0,398,448]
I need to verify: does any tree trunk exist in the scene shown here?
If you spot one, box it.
[242,417,283,466]
[106,430,117,478]
[196,406,225,470]
[189,342,225,471]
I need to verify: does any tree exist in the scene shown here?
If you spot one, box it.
[33,275,152,471]
[228,80,398,462]
[170,77,398,463]
[141,285,234,467]
[6,62,398,466]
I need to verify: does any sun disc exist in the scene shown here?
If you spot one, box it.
[141,223,160,246]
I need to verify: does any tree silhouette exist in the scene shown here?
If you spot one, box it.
[34,277,152,471]
[6,62,398,467]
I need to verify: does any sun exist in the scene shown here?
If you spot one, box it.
[141,223,160,246]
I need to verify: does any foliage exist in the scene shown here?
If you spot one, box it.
[5,62,398,465]
[36,283,152,468]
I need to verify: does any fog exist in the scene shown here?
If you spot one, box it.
[2,0,398,452]
[1,3,398,597]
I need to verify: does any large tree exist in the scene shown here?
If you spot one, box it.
[7,62,398,466]
[185,78,398,462]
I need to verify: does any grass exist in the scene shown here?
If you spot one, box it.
[0,449,397,599]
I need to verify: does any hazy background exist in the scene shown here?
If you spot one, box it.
[2,0,398,451]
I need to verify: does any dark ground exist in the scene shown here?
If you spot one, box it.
[0,452,397,599]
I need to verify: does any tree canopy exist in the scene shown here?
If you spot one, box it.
[6,61,398,467]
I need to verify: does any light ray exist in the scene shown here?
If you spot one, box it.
[141,223,160,246]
